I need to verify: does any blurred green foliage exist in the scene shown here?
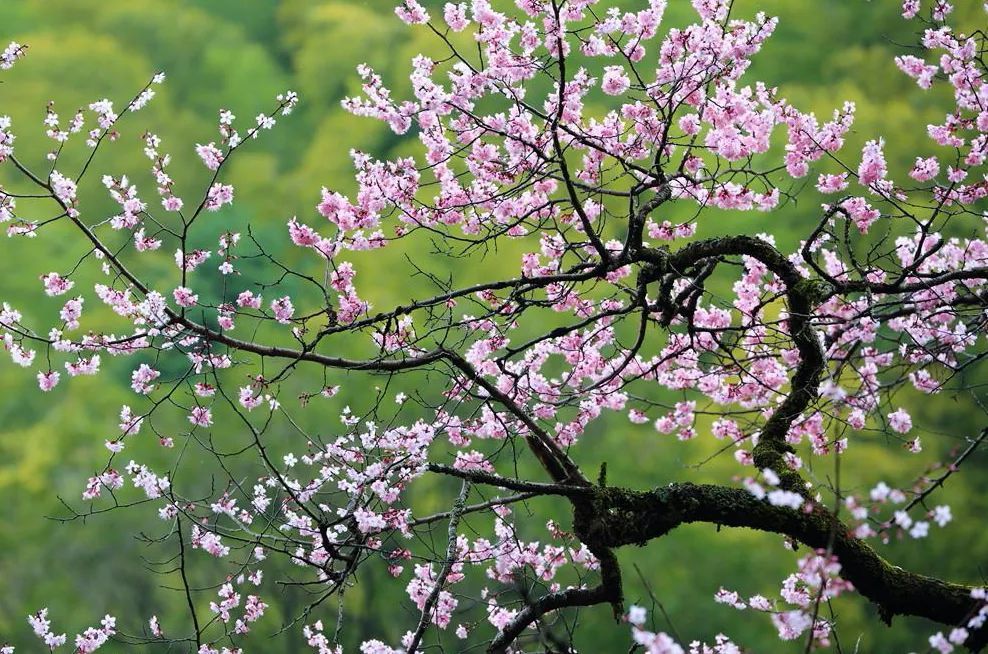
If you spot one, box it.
[0,1,986,652]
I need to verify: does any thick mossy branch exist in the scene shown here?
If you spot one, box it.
[642,236,829,493]
[480,238,979,651]
[571,482,985,650]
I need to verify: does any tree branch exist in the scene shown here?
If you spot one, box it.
[573,481,985,650]
[643,235,829,492]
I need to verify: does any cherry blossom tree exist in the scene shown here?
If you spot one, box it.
[1,0,988,652]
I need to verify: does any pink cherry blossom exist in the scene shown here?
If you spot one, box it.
[888,408,913,434]
[189,406,213,427]
[41,272,74,296]
[270,296,294,323]
[601,66,631,96]
[172,286,198,308]
[195,142,224,170]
